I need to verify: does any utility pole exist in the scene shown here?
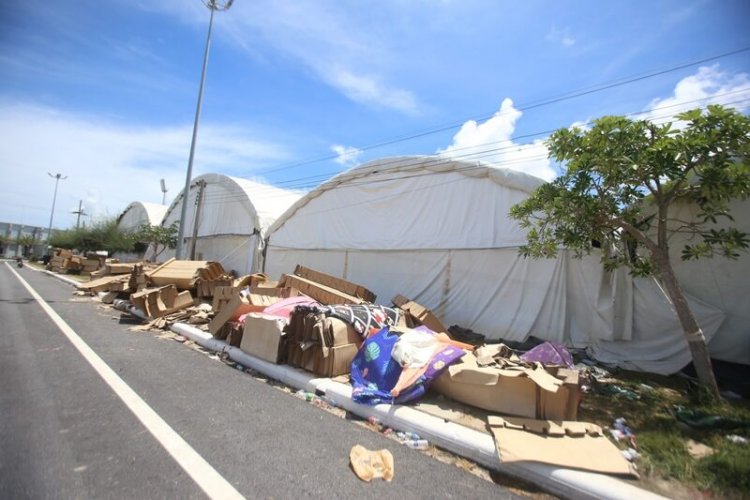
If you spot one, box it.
[47,172,67,247]
[72,200,88,229]
[175,0,235,259]
[189,180,207,260]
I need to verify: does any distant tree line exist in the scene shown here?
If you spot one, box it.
[49,218,177,260]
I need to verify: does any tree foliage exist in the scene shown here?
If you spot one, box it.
[49,217,136,255]
[133,222,178,261]
[510,105,750,274]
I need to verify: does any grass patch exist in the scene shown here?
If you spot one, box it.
[577,367,750,498]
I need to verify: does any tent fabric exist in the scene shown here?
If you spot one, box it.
[116,201,168,231]
[159,173,301,275]
[646,197,749,366]
[264,155,728,374]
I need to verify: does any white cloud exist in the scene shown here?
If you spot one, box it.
[143,1,419,113]
[437,98,556,181]
[331,144,363,167]
[546,26,575,48]
[643,65,750,124]
[0,102,290,228]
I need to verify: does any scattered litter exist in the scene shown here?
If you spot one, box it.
[349,445,394,482]
[726,435,749,444]
[610,418,638,448]
[403,439,429,450]
[597,384,640,400]
[673,406,750,430]
[621,447,640,461]
[686,439,715,459]
[173,335,187,343]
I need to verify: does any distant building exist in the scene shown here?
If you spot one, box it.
[0,222,49,258]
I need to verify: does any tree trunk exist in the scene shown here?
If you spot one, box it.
[654,253,721,399]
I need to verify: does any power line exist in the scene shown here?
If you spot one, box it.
[188,91,750,207]
[249,46,750,177]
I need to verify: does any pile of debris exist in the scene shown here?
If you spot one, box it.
[74,259,638,478]
[47,248,105,274]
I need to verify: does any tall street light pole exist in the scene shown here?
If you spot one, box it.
[175,0,235,259]
[47,172,67,246]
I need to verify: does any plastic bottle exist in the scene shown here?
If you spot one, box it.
[403,439,429,450]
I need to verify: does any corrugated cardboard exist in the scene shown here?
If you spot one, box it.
[488,416,637,476]
[208,288,299,335]
[431,352,580,420]
[130,285,194,319]
[225,322,244,347]
[311,343,359,377]
[293,265,376,302]
[392,295,447,334]
[77,274,130,293]
[240,314,287,364]
[147,258,226,290]
[279,274,363,305]
[248,286,300,306]
[207,294,265,335]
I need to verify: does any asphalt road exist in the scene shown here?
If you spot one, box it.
[0,262,521,499]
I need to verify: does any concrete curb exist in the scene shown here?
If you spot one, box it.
[171,322,667,500]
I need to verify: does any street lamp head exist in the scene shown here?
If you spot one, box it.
[202,0,234,11]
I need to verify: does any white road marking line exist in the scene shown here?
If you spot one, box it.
[10,264,244,500]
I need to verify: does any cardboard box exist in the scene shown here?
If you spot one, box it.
[240,314,287,364]
[392,295,447,334]
[279,274,363,305]
[225,322,244,347]
[311,343,359,377]
[293,265,376,302]
[211,286,240,313]
[431,352,580,420]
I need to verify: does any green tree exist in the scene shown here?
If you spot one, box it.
[16,235,36,257]
[133,222,178,262]
[49,217,136,255]
[510,105,750,398]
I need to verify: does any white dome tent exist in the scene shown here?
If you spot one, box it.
[117,201,168,231]
[264,155,725,374]
[158,173,301,276]
[114,201,168,261]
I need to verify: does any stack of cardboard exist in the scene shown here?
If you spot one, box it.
[281,269,375,377]
[47,248,73,273]
[147,258,226,290]
[278,266,375,305]
[284,310,361,377]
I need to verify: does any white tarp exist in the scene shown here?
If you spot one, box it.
[158,173,301,275]
[265,156,729,374]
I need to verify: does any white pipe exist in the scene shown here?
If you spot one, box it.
[171,323,664,500]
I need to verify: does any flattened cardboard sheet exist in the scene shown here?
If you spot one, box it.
[488,416,637,477]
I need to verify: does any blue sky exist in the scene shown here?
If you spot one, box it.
[1,0,749,229]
